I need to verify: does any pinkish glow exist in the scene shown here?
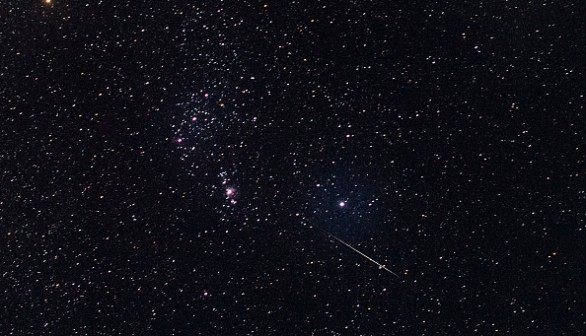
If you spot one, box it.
[226,188,235,197]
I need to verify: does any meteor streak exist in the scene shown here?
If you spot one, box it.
[316,226,402,279]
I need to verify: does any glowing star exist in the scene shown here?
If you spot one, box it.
[226,188,235,197]
[338,201,346,207]
[44,0,52,4]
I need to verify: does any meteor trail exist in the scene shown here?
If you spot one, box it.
[316,226,402,279]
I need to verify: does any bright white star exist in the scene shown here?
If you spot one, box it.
[226,188,235,197]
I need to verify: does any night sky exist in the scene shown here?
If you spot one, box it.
[1,1,585,335]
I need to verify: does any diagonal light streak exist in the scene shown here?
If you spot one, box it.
[316,226,402,279]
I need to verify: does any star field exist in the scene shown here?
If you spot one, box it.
[1,1,585,334]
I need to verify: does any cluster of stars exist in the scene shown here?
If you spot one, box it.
[220,172,237,205]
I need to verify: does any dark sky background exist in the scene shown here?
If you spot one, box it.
[1,1,585,335]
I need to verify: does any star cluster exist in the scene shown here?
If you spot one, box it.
[1,1,585,335]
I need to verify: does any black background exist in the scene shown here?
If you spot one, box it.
[1,1,584,334]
